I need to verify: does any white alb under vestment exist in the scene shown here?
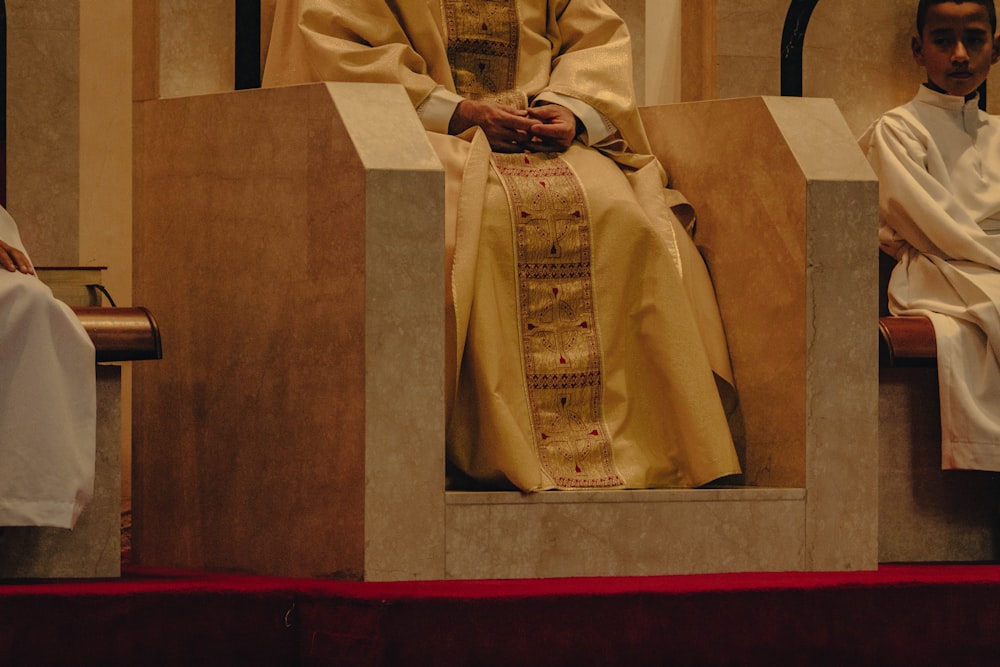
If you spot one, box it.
[861,85,1000,471]
[0,205,96,527]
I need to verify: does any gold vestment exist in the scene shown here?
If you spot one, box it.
[264,0,741,490]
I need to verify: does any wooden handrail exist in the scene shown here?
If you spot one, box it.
[879,316,936,368]
[71,306,163,363]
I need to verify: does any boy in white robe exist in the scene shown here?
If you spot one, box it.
[861,0,1000,470]
[0,205,96,528]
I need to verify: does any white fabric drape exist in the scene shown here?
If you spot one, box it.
[0,206,95,527]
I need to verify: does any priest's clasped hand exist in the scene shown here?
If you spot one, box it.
[449,99,578,153]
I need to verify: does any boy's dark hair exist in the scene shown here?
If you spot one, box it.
[917,0,998,35]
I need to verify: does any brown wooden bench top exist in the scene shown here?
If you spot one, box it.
[71,306,163,363]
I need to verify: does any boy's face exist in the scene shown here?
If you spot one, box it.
[912,1,1000,97]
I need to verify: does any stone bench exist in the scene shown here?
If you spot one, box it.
[877,256,999,563]
[0,306,161,579]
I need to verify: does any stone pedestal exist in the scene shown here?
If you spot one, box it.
[879,367,1000,562]
[132,85,879,580]
[133,83,446,580]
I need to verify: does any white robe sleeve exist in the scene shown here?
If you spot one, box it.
[864,115,1000,268]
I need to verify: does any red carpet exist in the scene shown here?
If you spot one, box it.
[3,564,1000,666]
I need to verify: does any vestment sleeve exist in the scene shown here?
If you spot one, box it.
[533,91,614,145]
[542,0,647,153]
[294,0,452,109]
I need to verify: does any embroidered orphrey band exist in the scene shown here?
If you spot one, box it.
[442,0,526,109]
[492,153,623,488]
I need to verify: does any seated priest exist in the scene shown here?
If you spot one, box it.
[263,0,742,491]
[0,205,95,527]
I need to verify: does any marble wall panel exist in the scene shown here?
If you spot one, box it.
[5,0,80,265]
[158,0,234,98]
[682,0,786,101]
[804,0,929,137]
[688,0,1000,135]
[134,85,366,577]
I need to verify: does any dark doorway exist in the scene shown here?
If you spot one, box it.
[235,0,261,89]
[1,1,7,206]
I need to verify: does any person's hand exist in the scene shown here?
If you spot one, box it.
[524,104,579,153]
[449,99,541,153]
[0,239,33,274]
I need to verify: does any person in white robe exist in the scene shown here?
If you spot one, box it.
[263,0,742,491]
[0,205,96,527]
[861,0,1000,470]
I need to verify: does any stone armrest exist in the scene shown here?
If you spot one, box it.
[640,97,878,488]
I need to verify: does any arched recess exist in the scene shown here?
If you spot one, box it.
[235,0,260,89]
[782,0,986,109]
[780,0,819,97]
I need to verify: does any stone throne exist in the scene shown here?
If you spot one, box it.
[131,2,879,580]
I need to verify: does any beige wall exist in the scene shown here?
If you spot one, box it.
[6,0,132,302]
[7,0,134,503]
[158,0,233,98]
[5,0,81,264]
[804,0,930,136]
[686,0,1000,136]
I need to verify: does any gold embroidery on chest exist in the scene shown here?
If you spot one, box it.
[492,152,623,488]
[442,0,526,109]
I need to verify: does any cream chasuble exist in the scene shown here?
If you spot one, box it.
[862,86,1000,471]
[264,0,741,490]
[0,206,96,527]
